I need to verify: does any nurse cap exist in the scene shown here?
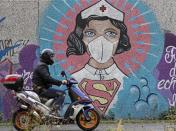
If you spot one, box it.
[81,0,124,22]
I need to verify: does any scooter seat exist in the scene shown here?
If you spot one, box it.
[43,91,65,99]
[79,98,92,104]
[40,89,65,99]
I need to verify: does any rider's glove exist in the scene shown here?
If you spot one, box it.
[62,80,67,85]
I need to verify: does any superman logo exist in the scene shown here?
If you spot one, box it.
[78,78,121,114]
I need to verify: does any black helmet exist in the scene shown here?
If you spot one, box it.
[40,49,55,65]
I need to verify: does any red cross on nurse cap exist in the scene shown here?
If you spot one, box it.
[81,0,124,22]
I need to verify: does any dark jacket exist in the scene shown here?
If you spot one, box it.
[32,62,62,91]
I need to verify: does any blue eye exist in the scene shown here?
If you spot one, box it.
[84,31,95,37]
[105,31,117,38]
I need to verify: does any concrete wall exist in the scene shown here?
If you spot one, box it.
[0,0,176,120]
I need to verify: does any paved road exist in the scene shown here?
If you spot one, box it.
[1,123,176,131]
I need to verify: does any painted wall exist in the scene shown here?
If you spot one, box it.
[0,0,176,120]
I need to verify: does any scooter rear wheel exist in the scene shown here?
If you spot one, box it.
[13,109,33,131]
[76,109,100,131]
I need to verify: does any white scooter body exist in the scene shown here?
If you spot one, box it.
[16,91,53,115]
[16,90,93,120]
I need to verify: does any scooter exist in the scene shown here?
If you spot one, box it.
[2,71,100,131]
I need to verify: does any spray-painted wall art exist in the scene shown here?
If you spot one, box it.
[0,0,176,120]
[155,33,176,108]
[0,43,39,120]
[38,0,174,119]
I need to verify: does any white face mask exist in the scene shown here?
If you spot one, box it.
[87,36,117,63]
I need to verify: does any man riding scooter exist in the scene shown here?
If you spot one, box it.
[32,48,67,110]
[3,48,100,131]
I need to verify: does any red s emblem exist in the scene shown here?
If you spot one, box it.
[79,78,121,114]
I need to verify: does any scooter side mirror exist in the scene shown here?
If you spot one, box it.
[61,71,66,77]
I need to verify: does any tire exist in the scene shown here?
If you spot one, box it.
[76,109,100,131]
[13,109,34,131]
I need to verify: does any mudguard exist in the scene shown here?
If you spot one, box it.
[69,104,93,119]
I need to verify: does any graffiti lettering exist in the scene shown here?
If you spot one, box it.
[170,62,176,77]
[158,46,176,91]
[0,39,29,49]
[21,70,33,85]
[0,16,5,23]
[158,77,176,90]
[165,46,176,64]
[168,93,176,107]
[157,45,176,106]
[0,39,29,61]
[158,62,176,90]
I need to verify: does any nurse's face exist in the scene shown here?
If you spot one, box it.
[83,19,121,54]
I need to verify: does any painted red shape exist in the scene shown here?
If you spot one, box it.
[100,5,106,12]
[79,78,121,114]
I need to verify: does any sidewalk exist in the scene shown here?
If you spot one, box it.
[123,123,176,131]
[1,122,176,131]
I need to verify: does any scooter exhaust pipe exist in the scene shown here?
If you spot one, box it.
[20,105,28,109]
[32,110,41,119]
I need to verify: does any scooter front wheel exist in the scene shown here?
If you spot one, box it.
[76,109,100,131]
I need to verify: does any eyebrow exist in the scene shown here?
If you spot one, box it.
[83,28,96,32]
[104,28,118,32]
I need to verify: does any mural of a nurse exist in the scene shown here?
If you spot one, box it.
[66,0,131,114]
